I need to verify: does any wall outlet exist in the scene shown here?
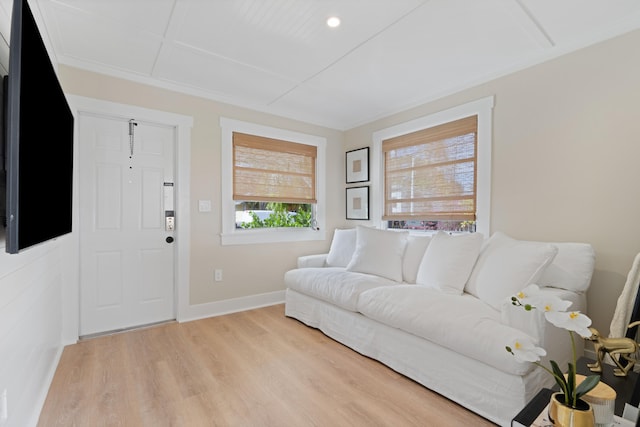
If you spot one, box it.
[1,388,7,422]
[214,269,223,282]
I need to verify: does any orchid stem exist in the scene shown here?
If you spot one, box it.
[570,331,577,407]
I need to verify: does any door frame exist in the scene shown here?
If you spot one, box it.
[66,95,193,341]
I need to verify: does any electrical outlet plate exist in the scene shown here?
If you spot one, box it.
[214,269,222,282]
[198,200,212,212]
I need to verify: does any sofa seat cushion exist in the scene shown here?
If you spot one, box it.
[357,285,536,375]
[284,268,398,312]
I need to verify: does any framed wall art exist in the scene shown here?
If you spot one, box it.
[346,147,369,183]
[346,186,369,220]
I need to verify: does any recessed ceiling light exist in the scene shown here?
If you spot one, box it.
[327,16,341,28]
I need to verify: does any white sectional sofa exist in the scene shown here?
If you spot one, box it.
[284,226,595,426]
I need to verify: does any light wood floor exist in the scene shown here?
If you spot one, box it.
[38,304,497,426]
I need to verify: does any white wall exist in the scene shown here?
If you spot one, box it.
[57,27,640,339]
[345,29,640,336]
[58,66,346,314]
[0,3,76,425]
[0,238,73,427]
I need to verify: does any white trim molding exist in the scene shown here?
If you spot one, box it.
[179,290,285,323]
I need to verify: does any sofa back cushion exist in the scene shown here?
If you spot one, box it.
[402,235,432,283]
[415,231,484,294]
[536,242,595,293]
[465,232,558,310]
[326,228,357,267]
[346,226,409,282]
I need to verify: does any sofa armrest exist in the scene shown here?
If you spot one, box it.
[501,297,547,343]
[501,287,587,371]
[501,287,585,344]
[297,254,328,268]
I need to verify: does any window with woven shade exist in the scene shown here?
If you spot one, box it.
[220,117,327,245]
[233,132,317,204]
[382,115,477,222]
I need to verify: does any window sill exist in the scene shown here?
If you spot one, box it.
[221,227,326,246]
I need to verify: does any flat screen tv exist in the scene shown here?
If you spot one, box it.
[3,0,74,254]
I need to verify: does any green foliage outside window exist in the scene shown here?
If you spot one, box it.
[387,220,476,232]
[240,202,312,228]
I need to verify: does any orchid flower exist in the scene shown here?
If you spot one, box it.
[506,339,547,363]
[539,296,572,314]
[506,287,600,408]
[514,285,572,313]
[545,310,592,338]
[515,284,542,301]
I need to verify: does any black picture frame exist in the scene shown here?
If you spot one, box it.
[346,147,369,183]
[346,186,369,220]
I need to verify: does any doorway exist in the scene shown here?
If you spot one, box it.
[71,97,192,337]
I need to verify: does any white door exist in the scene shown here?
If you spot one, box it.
[79,113,176,336]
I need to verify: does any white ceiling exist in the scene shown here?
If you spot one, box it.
[7,0,640,130]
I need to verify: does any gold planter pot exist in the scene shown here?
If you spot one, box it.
[548,392,595,427]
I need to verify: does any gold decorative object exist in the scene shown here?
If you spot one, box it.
[586,320,640,377]
[549,392,595,427]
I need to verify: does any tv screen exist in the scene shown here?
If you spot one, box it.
[4,0,74,253]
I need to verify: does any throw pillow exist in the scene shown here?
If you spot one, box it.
[346,226,409,282]
[402,235,432,283]
[326,228,357,267]
[465,232,558,310]
[537,242,595,293]
[415,231,484,295]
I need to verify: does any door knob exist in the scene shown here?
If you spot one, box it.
[166,236,174,243]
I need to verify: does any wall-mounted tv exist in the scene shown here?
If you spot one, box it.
[3,0,74,254]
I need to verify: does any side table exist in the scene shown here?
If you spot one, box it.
[576,356,639,416]
[511,356,640,426]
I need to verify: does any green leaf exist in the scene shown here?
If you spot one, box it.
[567,363,576,405]
[550,360,569,398]
[575,375,601,400]
[550,361,566,385]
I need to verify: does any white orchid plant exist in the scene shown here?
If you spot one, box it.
[505,284,600,409]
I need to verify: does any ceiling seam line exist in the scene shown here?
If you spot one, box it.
[150,0,180,78]
[513,0,555,47]
[267,0,432,106]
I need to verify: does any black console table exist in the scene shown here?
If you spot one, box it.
[576,356,639,416]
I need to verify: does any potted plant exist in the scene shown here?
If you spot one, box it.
[505,285,600,426]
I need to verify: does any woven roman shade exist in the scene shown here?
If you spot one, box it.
[382,116,477,221]
[233,132,317,204]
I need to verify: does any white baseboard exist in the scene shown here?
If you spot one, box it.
[28,345,65,427]
[178,290,285,323]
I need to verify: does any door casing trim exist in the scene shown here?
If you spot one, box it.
[66,95,193,342]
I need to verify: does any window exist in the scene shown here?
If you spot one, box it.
[372,97,493,236]
[220,118,326,245]
[233,131,315,229]
[383,115,477,220]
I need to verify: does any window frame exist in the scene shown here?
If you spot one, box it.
[371,96,494,236]
[220,117,326,245]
